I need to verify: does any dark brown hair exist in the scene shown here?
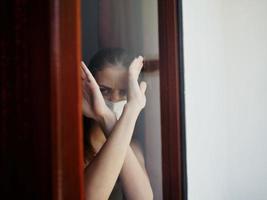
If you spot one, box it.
[88,48,135,75]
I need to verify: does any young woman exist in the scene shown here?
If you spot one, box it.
[81,48,153,200]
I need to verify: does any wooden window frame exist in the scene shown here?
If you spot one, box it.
[1,0,186,199]
[158,0,187,199]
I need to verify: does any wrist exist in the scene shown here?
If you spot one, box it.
[124,102,142,117]
[98,109,117,135]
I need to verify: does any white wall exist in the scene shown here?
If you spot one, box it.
[183,0,267,199]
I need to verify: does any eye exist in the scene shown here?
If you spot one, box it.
[100,87,111,97]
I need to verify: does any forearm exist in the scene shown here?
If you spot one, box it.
[120,147,153,200]
[99,108,153,199]
[84,104,140,200]
[98,109,117,135]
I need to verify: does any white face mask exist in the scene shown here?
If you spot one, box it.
[104,99,127,119]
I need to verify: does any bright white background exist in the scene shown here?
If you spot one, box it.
[183,0,267,199]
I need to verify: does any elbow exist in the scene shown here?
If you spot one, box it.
[146,180,153,200]
[146,193,153,200]
[84,182,110,200]
[140,186,153,200]
[126,186,153,200]
[142,182,154,200]
[147,188,154,200]
[143,180,154,200]
[85,190,109,200]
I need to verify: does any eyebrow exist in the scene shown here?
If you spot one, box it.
[99,84,112,90]
[99,84,128,91]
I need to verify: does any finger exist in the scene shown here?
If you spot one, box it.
[128,57,144,94]
[139,81,147,94]
[81,61,90,81]
[81,66,86,80]
[129,56,144,80]
[135,56,144,77]
[129,56,143,70]
[81,61,97,84]
[81,63,104,101]
[81,62,103,102]
[134,56,143,70]
[129,58,138,72]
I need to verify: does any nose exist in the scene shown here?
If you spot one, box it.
[110,90,122,102]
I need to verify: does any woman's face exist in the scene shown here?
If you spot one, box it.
[95,64,128,102]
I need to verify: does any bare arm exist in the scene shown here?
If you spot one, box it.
[99,110,153,200]
[82,57,152,199]
[84,104,140,200]
[120,141,153,199]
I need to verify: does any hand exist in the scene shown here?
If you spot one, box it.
[126,56,147,112]
[81,61,114,123]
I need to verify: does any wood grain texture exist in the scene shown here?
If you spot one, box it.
[1,0,84,199]
[158,0,186,199]
[143,59,159,72]
[50,0,84,199]
[1,1,52,199]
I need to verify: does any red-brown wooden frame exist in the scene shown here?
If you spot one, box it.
[1,0,186,199]
[158,0,186,199]
[50,0,84,200]
[1,0,84,199]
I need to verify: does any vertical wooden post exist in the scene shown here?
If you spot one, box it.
[158,0,187,199]
[1,0,84,199]
[50,0,84,200]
